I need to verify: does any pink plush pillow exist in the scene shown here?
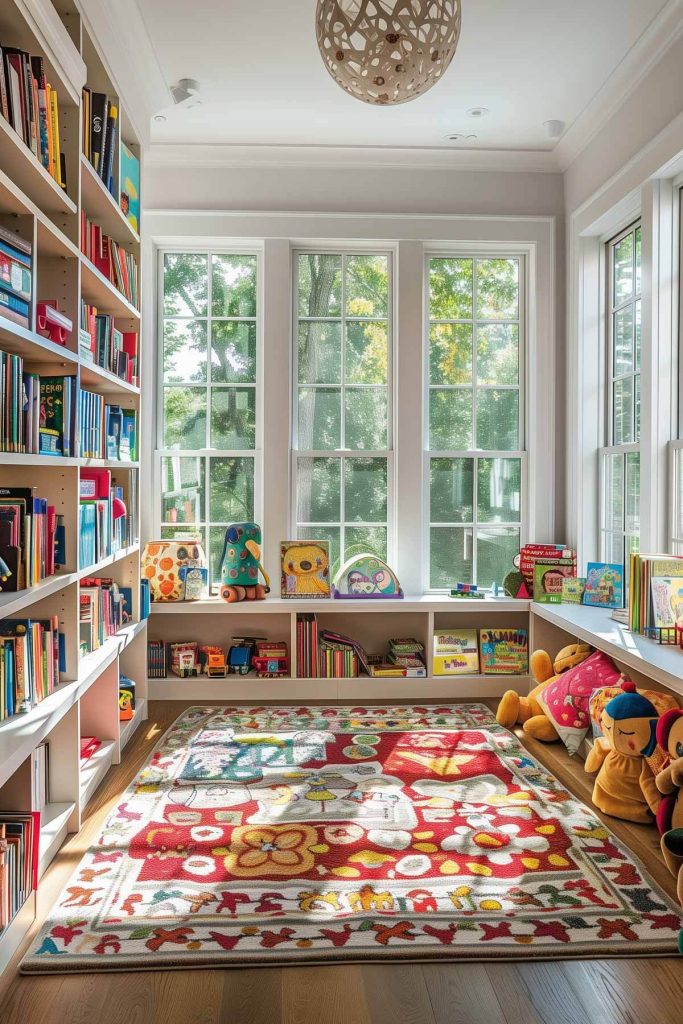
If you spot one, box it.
[536,650,623,755]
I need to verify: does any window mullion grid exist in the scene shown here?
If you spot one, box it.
[472,454,478,585]
[472,261,478,451]
[340,256,347,451]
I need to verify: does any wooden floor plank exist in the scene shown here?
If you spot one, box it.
[0,698,681,1024]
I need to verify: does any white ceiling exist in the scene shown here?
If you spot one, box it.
[136,0,670,154]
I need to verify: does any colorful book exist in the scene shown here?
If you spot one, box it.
[650,577,683,628]
[533,557,576,604]
[583,563,624,609]
[562,577,586,604]
[433,630,479,675]
[120,141,140,232]
[479,629,529,675]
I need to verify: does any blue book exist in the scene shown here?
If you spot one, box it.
[583,563,624,608]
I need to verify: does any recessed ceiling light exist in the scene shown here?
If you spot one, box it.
[466,106,488,118]
[153,114,167,122]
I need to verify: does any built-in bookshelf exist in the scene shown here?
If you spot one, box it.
[0,0,146,972]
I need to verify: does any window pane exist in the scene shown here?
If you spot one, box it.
[345,388,387,449]
[429,258,473,320]
[634,374,640,441]
[211,255,257,317]
[430,527,473,589]
[613,233,634,306]
[635,226,641,295]
[298,525,340,574]
[345,457,387,522]
[477,458,522,523]
[209,526,231,590]
[298,253,342,317]
[298,388,342,449]
[211,321,256,383]
[346,322,388,384]
[210,387,256,449]
[476,527,520,588]
[429,323,472,385]
[430,458,473,523]
[613,377,634,445]
[163,387,206,449]
[161,456,204,524]
[161,524,204,543]
[604,454,624,532]
[613,306,633,376]
[476,324,518,385]
[163,320,207,383]
[625,451,640,537]
[476,259,519,320]
[429,389,473,449]
[163,253,208,316]
[476,390,519,449]
[603,532,623,565]
[297,457,341,522]
[634,299,641,370]
[346,526,387,560]
[346,255,388,317]
[210,457,254,522]
[298,322,342,385]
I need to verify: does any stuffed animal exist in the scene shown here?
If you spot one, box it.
[655,710,683,953]
[218,523,271,603]
[496,642,592,742]
[585,681,661,824]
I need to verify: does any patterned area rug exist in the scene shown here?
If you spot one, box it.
[21,705,682,972]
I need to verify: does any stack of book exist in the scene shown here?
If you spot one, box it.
[296,613,319,677]
[0,45,67,189]
[0,224,31,329]
[80,213,139,308]
[79,303,139,385]
[628,553,683,634]
[319,628,359,678]
[0,812,39,933]
[147,639,167,678]
[0,616,62,720]
[79,577,131,654]
[81,89,118,197]
[0,485,65,593]
[387,637,426,676]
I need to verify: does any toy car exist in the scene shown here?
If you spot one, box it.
[252,641,289,678]
[200,645,227,677]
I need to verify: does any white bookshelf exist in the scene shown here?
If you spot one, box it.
[0,0,147,968]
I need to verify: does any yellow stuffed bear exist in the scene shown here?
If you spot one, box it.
[496,642,592,742]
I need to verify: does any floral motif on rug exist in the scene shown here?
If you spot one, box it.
[21,704,682,972]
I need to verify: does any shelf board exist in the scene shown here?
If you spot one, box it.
[79,358,140,397]
[80,155,140,249]
[79,457,140,469]
[120,699,147,751]
[78,618,147,692]
[79,740,115,807]
[80,256,140,321]
[79,543,140,579]
[0,116,76,216]
[149,595,530,615]
[0,571,78,618]
[38,801,75,879]
[0,314,79,366]
[0,890,35,973]
[531,602,683,696]
[0,452,79,467]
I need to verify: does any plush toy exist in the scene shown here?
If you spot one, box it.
[218,523,271,603]
[655,710,683,953]
[496,642,592,742]
[585,681,661,824]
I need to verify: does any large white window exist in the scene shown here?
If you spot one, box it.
[425,255,525,590]
[601,224,641,566]
[292,251,392,572]
[157,251,261,587]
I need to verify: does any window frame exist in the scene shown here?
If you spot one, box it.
[154,246,264,586]
[290,245,396,570]
[422,249,528,593]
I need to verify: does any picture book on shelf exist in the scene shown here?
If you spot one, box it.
[120,142,140,232]
[281,540,330,598]
[479,628,529,675]
[433,630,479,675]
[518,544,577,597]
[562,577,586,604]
[533,557,576,604]
[650,576,683,628]
[583,562,624,608]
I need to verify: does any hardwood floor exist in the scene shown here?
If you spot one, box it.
[1,699,682,1024]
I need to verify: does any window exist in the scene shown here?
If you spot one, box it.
[426,256,524,590]
[158,251,260,587]
[293,252,392,572]
[601,224,641,566]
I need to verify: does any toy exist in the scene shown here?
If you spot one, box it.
[219,523,270,602]
[450,582,485,599]
[169,641,200,677]
[655,709,683,834]
[179,565,208,601]
[142,539,207,602]
[200,645,227,677]
[252,641,289,677]
[227,636,264,674]
[282,540,330,597]
[332,552,402,598]
[119,676,135,721]
[496,642,592,741]
[36,301,72,346]
[584,681,661,824]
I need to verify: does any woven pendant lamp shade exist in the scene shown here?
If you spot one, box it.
[316,0,461,105]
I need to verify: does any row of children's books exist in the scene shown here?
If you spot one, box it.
[79,577,133,655]
[0,485,65,594]
[78,468,134,569]
[0,616,63,721]
[0,223,32,330]
[0,812,39,933]
[80,212,139,308]
[0,43,66,190]
[297,616,428,679]
[79,303,139,386]
[629,552,683,634]
[434,629,529,676]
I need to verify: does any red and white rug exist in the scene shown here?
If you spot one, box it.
[21,704,682,972]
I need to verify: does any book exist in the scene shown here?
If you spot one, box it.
[533,557,576,604]
[562,576,586,604]
[518,544,577,598]
[479,628,529,675]
[628,553,683,632]
[650,576,683,628]
[433,630,479,675]
[120,141,140,232]
[281,541,330,598]
[583,562,624,609]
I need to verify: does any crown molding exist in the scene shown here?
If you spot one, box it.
[555,0,683,171]
[145,142,560,174]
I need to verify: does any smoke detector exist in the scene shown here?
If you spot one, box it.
[171,78,202,108]
[544,119,565,139]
